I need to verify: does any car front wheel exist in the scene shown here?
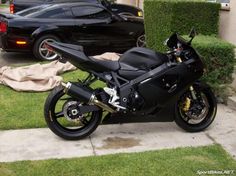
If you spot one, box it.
[33,35,60,61]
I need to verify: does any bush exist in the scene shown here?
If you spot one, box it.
[144,0,235,100]
[1,0,7,4]
[144,0,221,51]
[191,35,235,99]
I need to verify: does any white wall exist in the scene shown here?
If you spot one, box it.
[116,0,143,9]
[219,2,236,45]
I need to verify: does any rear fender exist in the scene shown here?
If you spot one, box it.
[31,25,64,43]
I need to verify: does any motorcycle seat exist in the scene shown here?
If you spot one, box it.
[89,57,120,71]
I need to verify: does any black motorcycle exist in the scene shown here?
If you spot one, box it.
[44,29,217,140]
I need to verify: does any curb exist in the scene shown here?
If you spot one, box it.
[227,96,236,111]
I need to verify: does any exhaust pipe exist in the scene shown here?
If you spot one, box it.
[61,82,115,113]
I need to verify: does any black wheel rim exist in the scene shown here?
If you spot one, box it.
[50,90,96,132]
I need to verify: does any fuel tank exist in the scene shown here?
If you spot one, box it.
[118,47,168,80]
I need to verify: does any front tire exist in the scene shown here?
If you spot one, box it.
[33,34,60,61]
[175,82,217,132]
[44,86,102,140]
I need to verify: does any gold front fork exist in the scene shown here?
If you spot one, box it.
[177,57,197,100]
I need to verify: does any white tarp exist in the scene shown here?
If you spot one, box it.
[0,52,120,92]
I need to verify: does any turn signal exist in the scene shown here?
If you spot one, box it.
[16,41,27,45]
[138,11,143,17]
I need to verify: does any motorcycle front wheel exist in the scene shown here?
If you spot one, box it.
[175,82,217,132]
[44,86,102,140]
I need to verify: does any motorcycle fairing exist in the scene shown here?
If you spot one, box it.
[48,42,120,72]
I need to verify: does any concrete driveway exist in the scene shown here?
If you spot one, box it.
[0,7,37,67]
[0,50,37,67]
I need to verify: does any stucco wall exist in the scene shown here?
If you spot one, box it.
[116,0,143,9]
[116,0,137,6]
[219,1,236,45]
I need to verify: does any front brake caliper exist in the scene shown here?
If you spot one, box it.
[182,97,191,112]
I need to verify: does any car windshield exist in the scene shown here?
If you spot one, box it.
[16,5,51,16]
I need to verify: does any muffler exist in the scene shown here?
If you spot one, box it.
[61,82,115,113]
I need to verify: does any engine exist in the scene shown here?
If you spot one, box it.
[127,90,145,111]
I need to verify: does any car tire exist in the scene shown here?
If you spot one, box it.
[33,34,60,61]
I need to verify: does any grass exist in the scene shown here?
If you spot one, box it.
[0,145,236,176]
[0,69,103,130]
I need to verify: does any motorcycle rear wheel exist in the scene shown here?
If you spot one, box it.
[175,82,217,132]
[44,86,102,140]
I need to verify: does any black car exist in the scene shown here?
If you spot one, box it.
[10,0,143,17]
[0,2,144,60]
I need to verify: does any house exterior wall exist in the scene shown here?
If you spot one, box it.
[219,1,236,45]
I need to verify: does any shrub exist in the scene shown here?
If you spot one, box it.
[191,35,235,99]
[144,0,221,51]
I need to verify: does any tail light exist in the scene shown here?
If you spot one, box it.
[0,22,7,33]
[10,4,14,14]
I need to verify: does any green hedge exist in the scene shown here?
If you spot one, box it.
[190,36,235,96]
[144,0,221,51]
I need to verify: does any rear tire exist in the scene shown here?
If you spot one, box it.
[175,82,217,132]
[33,34,60,61]
[136,34,146,47]
[44,86,102,140]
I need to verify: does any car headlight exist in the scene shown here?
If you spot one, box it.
[138,11,143,17]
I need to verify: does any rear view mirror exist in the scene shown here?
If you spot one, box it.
[189,27,197,39]
[188,27,197,44]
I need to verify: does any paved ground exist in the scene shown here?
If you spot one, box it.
[0,50,36,67]
[0,7,37,67]
[0,104,235,162]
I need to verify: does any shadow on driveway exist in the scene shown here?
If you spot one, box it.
[0,51,38,67]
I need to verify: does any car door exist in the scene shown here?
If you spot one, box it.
[70,5,140,54]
